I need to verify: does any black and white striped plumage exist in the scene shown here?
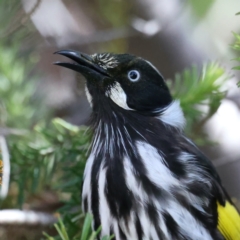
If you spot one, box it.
[55,51,239,240]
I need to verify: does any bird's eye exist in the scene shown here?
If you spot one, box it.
[128,70,140,82]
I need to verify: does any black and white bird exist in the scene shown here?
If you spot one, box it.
[55,50,240,240]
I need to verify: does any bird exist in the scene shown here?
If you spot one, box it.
[55,50,240,240]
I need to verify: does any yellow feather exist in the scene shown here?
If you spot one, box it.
[217,201,240,239]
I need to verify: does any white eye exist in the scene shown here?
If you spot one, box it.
[128,70,140,82]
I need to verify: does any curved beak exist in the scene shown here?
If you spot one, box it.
[54,50,110,80]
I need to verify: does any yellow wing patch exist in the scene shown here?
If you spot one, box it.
[217,201,240,240]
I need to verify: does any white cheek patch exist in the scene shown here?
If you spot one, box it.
[85,85,93,107]
[106,82,134,110]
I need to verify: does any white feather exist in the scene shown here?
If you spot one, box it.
[178,152,211,187]
[98,164,112,237]
[136,141,179,191]
[124,156,149,203]
[123,155,171,239]
[92,122,102,154]
[117,127,129,155]
[85,85,92,107]
[82,154,94,212]
[106,82,134,110]
[167,201,212,240]
[158,100,185,130]
[92,53,118,69]
[156,214,171,239]
[113,220,121,240]
[138,209,151,239]
[119,211,138,240]
[149,225,159,240]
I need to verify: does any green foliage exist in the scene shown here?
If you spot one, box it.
[96,0,130,27]
[0,39,50,210]
[231,32,240,87]
[44,214,114,240]
[3,117,91,237]
[187,0,215,19]
[94,0,130,53]
[0,46,46,129]
[5,119,90,209]
[231,32,240,65]
[168,63,227,144]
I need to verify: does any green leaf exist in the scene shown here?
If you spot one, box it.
[53,118,80,134]
[80,214,93,240]
[232,57,240,62]
[169,63,227,142]
[231,32,240,72]
[54,218,70,240]
[233,66,240,70]
[88,226,102,240]
[43,232,56,240]
[187,0,215,19]
[101,235,115,240]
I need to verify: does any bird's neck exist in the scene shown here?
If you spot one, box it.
[90,100,185,157]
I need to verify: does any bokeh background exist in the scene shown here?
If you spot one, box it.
[0,0,240,239]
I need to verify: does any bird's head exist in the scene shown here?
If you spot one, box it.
[55,50,173,114]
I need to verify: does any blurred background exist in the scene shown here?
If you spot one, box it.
[0,0,239,239]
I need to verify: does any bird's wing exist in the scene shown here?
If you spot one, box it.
[181,137,240,240]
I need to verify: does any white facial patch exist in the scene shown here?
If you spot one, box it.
[106,82,134,110]
[85,85,93,107]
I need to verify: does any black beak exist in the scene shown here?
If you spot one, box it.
[54,50,110,78]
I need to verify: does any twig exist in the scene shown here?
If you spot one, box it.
[0,135,10,199]
[0,210,57,225]
[0,127,28,136]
